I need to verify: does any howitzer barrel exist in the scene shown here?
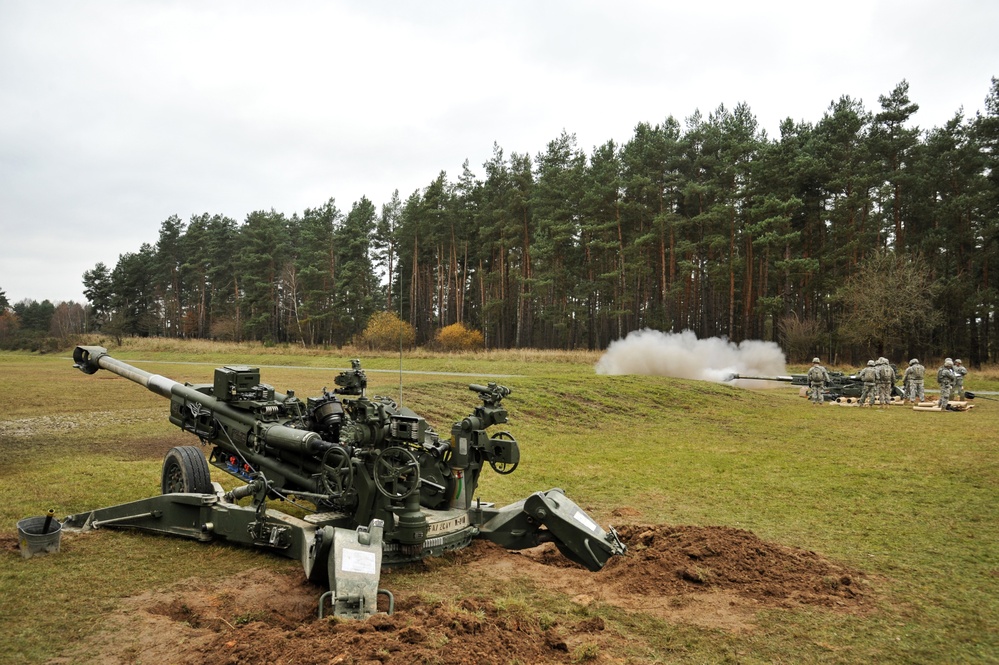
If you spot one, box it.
[74,346,179,398]
[72,346,326,457]
[729,374,795,383]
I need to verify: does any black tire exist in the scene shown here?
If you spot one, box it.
[162,446,213,494]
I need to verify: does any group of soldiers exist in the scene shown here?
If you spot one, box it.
[807,357,968,409]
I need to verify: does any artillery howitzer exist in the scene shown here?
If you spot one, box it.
[727,370,904,400]
[59,346,624,619]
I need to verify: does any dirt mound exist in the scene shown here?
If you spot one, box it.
[194,596,594,665]
[51,570,596,665]
[498,524,870,632]
[49,524,873,664]
[603,524,867,608]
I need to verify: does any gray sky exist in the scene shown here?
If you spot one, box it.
[2,0,996,305]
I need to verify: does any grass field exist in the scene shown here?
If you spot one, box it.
[1,340,997,663]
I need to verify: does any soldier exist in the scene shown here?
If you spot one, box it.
[874,357,896,408]
[937,358,956,410]
[858,360,877,407]
[903,358,925,405]
[953,359,968,400]
[806,357,830,404]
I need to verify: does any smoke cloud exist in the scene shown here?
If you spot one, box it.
[594,329,787,384]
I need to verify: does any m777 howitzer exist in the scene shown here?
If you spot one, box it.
[727,371,904,400]
[59,346,625,619]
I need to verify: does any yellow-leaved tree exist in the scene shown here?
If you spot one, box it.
[358,311,416,351]
[434,323,485,351]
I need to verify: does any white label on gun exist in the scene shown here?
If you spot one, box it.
[573,511,599,533]
[341,548,377,575]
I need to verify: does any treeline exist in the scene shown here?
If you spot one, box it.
[0,290,88,352]
[8,79,998,362]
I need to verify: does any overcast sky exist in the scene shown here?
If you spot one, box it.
[1,0,996,305]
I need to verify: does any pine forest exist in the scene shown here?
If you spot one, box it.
[14,79,998,364]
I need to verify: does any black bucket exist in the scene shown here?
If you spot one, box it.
[16,516,63,559]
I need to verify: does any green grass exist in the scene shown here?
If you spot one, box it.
[1,348,997,663]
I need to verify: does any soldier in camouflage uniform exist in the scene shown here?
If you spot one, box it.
[903,358,925,404]
[874,357,896,408]
[807,357,830,404]
[858,360,877,407]
[937,359,956,410]
[953,359,967,400]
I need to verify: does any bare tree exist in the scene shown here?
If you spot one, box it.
[834,252,937,358]
[778,312,823,362]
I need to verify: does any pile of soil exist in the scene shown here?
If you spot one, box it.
[602,524,865,608]
[50,523,872,664]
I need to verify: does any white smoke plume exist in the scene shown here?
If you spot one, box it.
[594,329,787,384]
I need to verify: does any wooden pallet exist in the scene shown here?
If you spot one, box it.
[912,401,974,412]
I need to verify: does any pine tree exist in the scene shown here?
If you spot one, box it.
[334,197,381,344]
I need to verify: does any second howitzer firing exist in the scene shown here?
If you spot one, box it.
[727,369,904,401]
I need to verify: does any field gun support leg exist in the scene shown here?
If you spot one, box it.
[62,483,341,582]
[473,488,625,571]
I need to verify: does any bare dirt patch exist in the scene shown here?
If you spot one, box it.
[0,414,81,439]
[110,436,187,461]
[1,534,21,555]
[0,411,177,462]
[0,411,158,440]
[48,524,874,664]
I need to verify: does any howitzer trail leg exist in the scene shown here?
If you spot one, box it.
[475,488,625,571]
[62,485,336,583]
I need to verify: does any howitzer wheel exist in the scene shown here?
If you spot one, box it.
[162,446,213,494]
[373,446,420,500]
